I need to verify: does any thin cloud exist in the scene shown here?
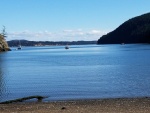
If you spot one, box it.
[87,30,107,35]
[7,29,108,41]
[8,31,53,41]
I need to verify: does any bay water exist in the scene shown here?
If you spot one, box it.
[0,44,150,102]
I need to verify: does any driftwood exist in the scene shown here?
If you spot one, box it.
[0,95,48,104]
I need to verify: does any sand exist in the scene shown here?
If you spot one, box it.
[0,97,150,113]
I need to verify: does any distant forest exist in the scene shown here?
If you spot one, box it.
[7,40,97,47]
[97,12,150,44]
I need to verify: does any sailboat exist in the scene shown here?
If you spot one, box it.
[17,40,22,50]
[65,45,69,49]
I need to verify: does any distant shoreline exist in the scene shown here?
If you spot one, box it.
[7,40,97,47]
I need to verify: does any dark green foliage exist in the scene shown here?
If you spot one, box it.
[97,12,150,44]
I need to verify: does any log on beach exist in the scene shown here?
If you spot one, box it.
[0,95,47,104]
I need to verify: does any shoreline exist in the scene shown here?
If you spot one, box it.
[1,97,150,113]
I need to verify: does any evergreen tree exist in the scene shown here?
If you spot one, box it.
[1,26,7,39]
[0,26,10,51]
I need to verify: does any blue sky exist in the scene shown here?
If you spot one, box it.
[0,0,150,41]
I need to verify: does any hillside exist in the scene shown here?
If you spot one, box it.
[97,13,150,44]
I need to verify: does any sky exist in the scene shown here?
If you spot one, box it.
[0,0,150,41]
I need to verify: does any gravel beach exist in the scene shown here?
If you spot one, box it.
[0,97,150,113]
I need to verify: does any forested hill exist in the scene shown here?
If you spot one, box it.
[97,12,150,44]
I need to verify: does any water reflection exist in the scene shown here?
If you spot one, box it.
[0,53,6,101]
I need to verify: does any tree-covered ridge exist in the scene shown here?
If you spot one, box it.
[7,40,96,47]
[97,12,150,44]
[0,27,10,51]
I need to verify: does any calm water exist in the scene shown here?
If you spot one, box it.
[0,44,150,102]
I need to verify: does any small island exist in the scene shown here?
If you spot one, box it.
[97,12,150,44]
